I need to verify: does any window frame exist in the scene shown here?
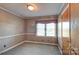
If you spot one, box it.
[36,22,56,37]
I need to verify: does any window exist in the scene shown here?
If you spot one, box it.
[46,23,55,36]
[36,23,45,36]
[63,22,69,37]
[58,22,62,37]
[36,23,56,36]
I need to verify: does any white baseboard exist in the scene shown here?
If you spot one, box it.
[0,41,25,54]
[0,40,58,54]
[24,40,58,46]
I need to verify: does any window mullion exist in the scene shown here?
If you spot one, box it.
[45,24,46,36]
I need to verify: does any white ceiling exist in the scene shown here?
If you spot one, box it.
[0,3,65,19]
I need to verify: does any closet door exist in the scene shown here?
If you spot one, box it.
[70,3,79,55]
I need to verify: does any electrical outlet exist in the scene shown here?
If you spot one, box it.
[4,45,6,48]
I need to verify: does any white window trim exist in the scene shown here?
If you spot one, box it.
[36,23,56,37]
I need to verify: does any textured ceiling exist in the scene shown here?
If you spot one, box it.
[0,3,65,19]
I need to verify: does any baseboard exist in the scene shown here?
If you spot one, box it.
[24,40,58,46]
[0,40,58,54]
[0,41,25,54]
[57,45,63,55]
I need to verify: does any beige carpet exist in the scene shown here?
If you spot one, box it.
[1,42,61,55]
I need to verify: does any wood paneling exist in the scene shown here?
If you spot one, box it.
[70,3,79,55]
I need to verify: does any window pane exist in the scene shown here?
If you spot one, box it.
[63,22,69,37]
[46,23,55,36]
[58,22,62,37]
[36,23,45,36]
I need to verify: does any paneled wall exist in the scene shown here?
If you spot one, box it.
[70,3,79,54]
[25,17,58,44]
[0,9,25,53]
